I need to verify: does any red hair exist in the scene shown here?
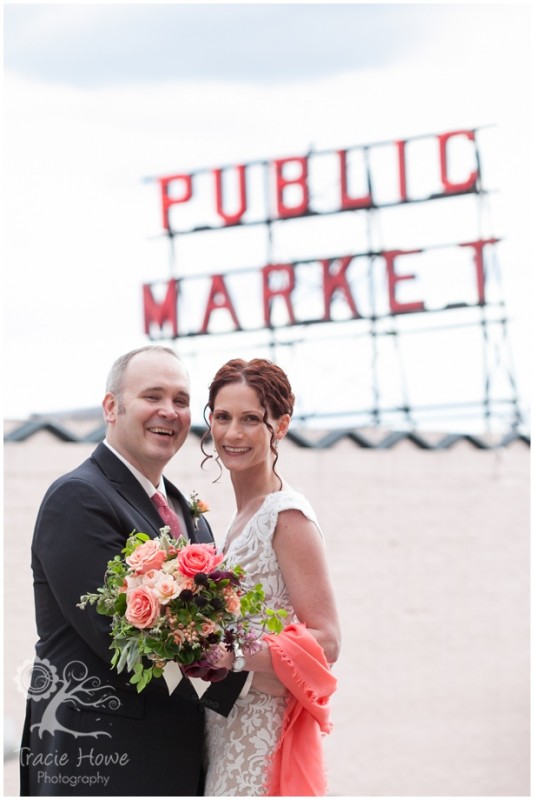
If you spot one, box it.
[201,359,295,484]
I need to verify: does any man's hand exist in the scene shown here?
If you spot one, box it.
[251,672,287,697]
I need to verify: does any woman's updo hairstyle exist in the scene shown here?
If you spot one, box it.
[201,358,295,485]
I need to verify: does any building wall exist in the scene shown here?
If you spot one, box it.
[3,430,530,795]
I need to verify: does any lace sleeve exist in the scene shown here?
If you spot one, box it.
[259,490,325,544]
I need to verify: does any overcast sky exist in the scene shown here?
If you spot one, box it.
[3,2,532,432]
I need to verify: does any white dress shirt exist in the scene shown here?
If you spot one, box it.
[102,439,187,530]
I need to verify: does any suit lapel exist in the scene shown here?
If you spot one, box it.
[91,443,215,545]
[91,443,165,536]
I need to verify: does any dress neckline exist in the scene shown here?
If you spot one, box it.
[223,488,294,555]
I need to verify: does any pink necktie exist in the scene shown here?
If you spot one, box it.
[151,492,183,539]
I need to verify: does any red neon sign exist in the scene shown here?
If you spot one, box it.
[143,238,498,339]
[154,129,480,233]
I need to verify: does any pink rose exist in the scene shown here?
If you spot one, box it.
[141,569,161,588]
[153,575,180,604]
[125,540,166,574]
[200,620,217,636]
[125,586,160,629]
[176,544,224,578]
[177,576,198,594]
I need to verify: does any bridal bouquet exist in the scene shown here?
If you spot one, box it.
[78,529,287,692]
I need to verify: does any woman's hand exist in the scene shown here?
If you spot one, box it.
[211,644,235,671]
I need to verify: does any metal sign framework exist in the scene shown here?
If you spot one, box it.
[143,126,524,432]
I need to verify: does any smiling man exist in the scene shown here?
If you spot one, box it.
[21,345,248,796]
[103,347,192,487]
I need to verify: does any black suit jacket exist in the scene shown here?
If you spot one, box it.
[20,443,246,796]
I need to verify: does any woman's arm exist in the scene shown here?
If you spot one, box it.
[220,509,341,674]
[274,509,341,663]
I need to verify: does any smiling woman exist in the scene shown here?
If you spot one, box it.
[199,358,341,796]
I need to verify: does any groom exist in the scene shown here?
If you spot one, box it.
[20,346,248,796]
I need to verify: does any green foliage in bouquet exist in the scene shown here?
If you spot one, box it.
[79,529,287,692]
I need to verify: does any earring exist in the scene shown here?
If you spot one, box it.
[274,439,279,450]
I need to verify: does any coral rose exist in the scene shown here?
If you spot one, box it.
[223,587,241,615]
[125,540,166,574]
[176,543,224,578]
[125,586,160,629]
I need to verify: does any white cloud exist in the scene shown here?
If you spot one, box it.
[3,3,441,87]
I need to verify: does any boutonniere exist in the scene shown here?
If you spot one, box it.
[190,490,210,530]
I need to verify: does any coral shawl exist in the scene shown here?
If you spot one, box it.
[263,623,338,797]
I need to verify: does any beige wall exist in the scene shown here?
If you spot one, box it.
[3,429,530,796]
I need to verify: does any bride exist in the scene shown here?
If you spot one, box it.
[201,358,341,796]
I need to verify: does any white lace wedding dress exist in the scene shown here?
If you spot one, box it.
[203,489,322,797]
